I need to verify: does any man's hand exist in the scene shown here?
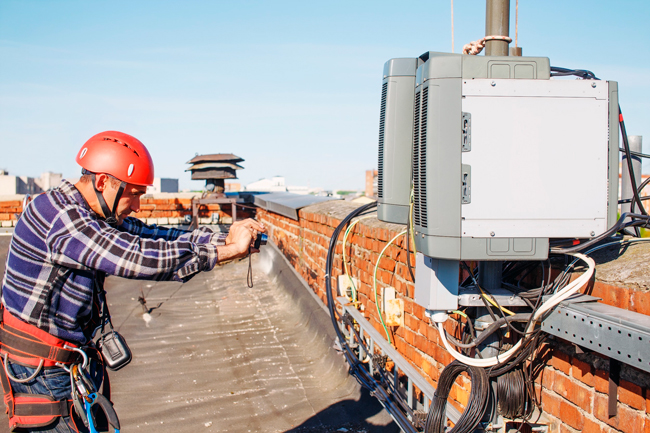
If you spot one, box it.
[216,219,266,262]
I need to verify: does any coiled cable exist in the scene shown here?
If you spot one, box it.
[496,366,531,419]
[425,360,489,433]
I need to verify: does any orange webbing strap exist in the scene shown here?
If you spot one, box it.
[0,309,81,368]
[0,354,15,419]
[0,332,74,431]
[10,394,72,430]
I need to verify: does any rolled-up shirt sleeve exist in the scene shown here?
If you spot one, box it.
[47,208,219,282]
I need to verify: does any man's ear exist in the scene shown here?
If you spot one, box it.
[94,173,109,192]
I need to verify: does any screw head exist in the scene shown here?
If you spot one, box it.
[491,81,496,87]
[490,231,495,237]
[591,82,597,88]
[591,231,596,236]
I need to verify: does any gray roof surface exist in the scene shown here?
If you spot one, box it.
[0,235,397,433]
[105,245,397,432]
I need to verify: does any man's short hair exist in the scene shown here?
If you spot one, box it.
[79,173,122,189]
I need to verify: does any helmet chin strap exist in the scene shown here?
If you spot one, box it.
[90,173,126,227]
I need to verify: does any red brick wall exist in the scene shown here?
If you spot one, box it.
[0,201,21,224]
[258,203,650,433]
[0,196,253,225]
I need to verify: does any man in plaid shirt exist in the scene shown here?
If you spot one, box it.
[0,131,265,432]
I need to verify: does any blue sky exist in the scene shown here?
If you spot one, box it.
[1,0,649,191]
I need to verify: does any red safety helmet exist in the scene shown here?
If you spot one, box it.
[75,131,154,186]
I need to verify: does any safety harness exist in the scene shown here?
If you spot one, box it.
[0,307,82,430]
[0,274,122,432]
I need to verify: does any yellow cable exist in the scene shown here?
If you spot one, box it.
[478,286,516,316]
[409,187,417,257]
[342,216,373,302]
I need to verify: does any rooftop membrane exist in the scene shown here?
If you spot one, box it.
[0,235,397,433]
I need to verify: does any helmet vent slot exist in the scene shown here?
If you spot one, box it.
[103,137,140,157]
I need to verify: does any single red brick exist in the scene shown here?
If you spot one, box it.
[541,389,562,418]
[619,379,646,411]
[552,373,593,410]
[415,334,427,353]
[542,367,555,391]
[617,404,646,432]
[412,303,425,319]
[559,424,579,433]
[404,313,418,331]
[591,282,631,310]
[404,344,415,361]
[582,417,603,433]
[631,290,650,316]
[560,400,585,430]
[0,200,22,208]
[550,350,572,375]
[417,318,428,336]
[593,393,618,429]
[411,349,423,368]
[404,328,415,346]
[455,383,470,408]
[594,369,609,394]
[572,357,595,387]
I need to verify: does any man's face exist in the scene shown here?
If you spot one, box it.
[104,181,147,225]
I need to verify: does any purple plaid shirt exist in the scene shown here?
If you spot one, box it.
[1,180,226,344]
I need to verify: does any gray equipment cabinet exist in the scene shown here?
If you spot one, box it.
[377,58,420,225]
[412,52,619,262]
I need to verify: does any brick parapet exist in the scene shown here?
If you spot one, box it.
[257,201,650,433]
[0,194,253,226]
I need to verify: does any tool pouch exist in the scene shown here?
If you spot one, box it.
[99,331,132,371]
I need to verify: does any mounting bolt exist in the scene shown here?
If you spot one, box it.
[490,231,495,237]
[591,82,597,88]
[591,231,596,236]
[491,81,496,87]
[422,234,425,238]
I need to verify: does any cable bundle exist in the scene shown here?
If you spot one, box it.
[425,360,490,433]
[496,366,531,420]
[324,201,420,433]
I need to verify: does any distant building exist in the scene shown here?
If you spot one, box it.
[36,172,62,192]
[225,182,241,192]
[0,171,62,195]
[245,176,321,195]
[146,178,179,194]
[365,169,378,198]
[245,176,288,192]
[287,185,310,195]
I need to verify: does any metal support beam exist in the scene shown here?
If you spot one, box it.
[336,297,462,424]
[541,301,650,374]
[608,359,620,418]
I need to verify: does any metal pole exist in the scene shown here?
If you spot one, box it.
[622,135,643,217]
[485,0,510,56]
